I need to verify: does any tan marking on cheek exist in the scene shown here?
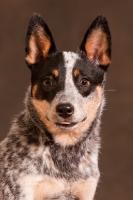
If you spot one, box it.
[32,84,38,98]
[72,178,98,200]
[74,69,80,77]
[33,99,50,124]
[52,69,59,77]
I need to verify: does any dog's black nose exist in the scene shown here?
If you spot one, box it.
[56,103,74,118]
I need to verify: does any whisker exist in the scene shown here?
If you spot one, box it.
[105,89,117,92]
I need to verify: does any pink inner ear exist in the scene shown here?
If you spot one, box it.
[25,36,39,64]
[25,26,51,65]
[85,29,111,66]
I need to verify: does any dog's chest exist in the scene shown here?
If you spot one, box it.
[17,144,98,200]
[28,140,95,179]
[20,175,70,199]
[20,174,97,200]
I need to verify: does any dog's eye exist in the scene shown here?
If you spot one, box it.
[43,78,53,87]
[80,78,90,87]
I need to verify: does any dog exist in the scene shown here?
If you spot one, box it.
[0,13,111,200]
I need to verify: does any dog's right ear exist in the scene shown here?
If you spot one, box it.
[25,13,56,68]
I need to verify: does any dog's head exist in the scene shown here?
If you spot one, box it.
[25,14,111,146]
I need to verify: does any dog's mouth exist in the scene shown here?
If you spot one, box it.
[56,121,77,128]
[46,116,87,129]
[55,117,87,129]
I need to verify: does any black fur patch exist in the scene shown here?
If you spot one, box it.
[31,52,66,102]
[73,56,105,97]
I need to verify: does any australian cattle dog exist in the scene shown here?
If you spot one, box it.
[0,13,111,200]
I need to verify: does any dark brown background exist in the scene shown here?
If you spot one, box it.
[0,0,133,199]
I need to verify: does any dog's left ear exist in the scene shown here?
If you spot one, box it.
[25,13,56,68]
[79,15,111,68]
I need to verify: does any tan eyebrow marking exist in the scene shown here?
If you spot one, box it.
[74,69,80,77]
[52,70,59,77]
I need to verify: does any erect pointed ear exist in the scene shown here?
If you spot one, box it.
[79,15,111,67]
[25,13,56,67]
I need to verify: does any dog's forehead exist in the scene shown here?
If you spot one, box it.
[63,51,80,69]
[36,51,79,74]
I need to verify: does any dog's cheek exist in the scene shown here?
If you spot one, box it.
[87,86,103,113]
[32,97,60,136]
[87,86,103,120]
[32,99,50,124]
[74,86,103,133]
[31,84,50,123]
[46,100,58,123]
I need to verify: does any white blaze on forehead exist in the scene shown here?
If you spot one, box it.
[63,52,79,97]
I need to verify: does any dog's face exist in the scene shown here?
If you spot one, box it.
[25,14,111,146]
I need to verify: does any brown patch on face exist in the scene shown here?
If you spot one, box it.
[72,178,98,199]
[52,69,59,77]
[85,28,111,66]
[74,69,80,77]
[32,84,38,98]
[33,98,50,122]
[25,26,51,65]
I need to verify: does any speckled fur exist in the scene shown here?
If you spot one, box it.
[0,14,111,200]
